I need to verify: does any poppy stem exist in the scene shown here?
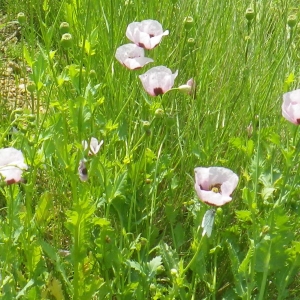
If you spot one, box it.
[182,234,204,274]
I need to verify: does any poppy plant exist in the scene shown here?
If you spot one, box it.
[139,66,178,96]
[82,137,103,156]
[194,167,239,206]
[115,44,154,70]
[126,20,169,50]
[282,89,300,125]
[0,147,28,185]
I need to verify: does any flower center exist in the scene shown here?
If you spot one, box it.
[154,87,164,96]
[210,183,221,193]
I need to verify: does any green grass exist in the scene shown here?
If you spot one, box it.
[0,0,300,299]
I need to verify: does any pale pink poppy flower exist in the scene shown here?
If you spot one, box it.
[126,20,169,50]
[82,137,103,156]
[139,66,178,96]
[115,44,154,70]
[194,167,239,206]
[78,159,88,182]
[282,89,300,125]
[0,147,28,185]
[178,78,195,94]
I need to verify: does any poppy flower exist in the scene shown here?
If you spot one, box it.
[194,167,239,206]
[82,137,103,156]
[178,78,195,94]
[78,159,88,182]
[126,20,169,50]
[139,66,178,96]
[0,147,28,185]
[282,89,300,125]
[115,44,154,70]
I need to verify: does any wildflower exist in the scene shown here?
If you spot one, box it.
[194,167,239,206]
[115,44,154,70]
[139,66,178,96]
[82,137,103,155]
[282,89,300,125]
[178,78,195,94]
[78,159,88,182]
[126,20,169,50]
[0,147,28,185]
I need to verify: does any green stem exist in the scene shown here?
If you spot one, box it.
[183,234,204,274]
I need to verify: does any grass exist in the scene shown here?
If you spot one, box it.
[0,0,300,299]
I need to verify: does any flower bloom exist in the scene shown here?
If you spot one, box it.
[0,147,28,184]
[126,20,169,50]
[194,167,239,206]
[115,44,154,70]
[82,137,103,156]
[282,89,300,125]
[78,159,88,182]
[139,66,178,96]
[178,78,195,94]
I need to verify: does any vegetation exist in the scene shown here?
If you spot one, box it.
[0,0,299,299]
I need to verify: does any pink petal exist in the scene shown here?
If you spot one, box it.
[0,147,28,184]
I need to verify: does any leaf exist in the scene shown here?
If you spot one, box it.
[127,260,143,273]
[16,279,35,299]
[238,239,254,275]
[226,240,246,297]
[23,45,33,67]
[147,256,162,276]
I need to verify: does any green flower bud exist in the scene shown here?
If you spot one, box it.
[155,108,164,117]
[61,33,73,49]
[170,268,178,277]
[26,81,36,93]
[187,37,195,48]
[216,207,223,217]
[59,22,70,34]
[287,15,297,28]
[184,16,194,30]
[89,69,97,79]
[245,8,255,21]
[17,12,26,24]
[156,265,165,274]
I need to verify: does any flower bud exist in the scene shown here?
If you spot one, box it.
[287,15,297,28]
[156,265,165,274]
[17,12,26,24]
[216,207,223,217]
[26,81,36,93]
[245,8,255,21]
[170,268,178,277]
[59,22,70,34]
[187,38,195,48]
[184,16,194,30]
[61,33,73,49]
[89,69,97,79]
[155,108,164,117]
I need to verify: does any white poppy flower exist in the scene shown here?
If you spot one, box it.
[82,137,103,156]
[126,20,169,50]
[139,66,178,96]
[115,44,154,70]
[194,167,239,206]
[0,147,28,185]
[282,89,300,125]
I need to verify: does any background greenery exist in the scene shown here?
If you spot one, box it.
[0,0,299,299]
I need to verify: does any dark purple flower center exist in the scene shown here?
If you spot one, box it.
[297,118,300,124]
[154,87,164,96]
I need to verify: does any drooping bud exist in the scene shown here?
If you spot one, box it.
[154,108,164,117]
